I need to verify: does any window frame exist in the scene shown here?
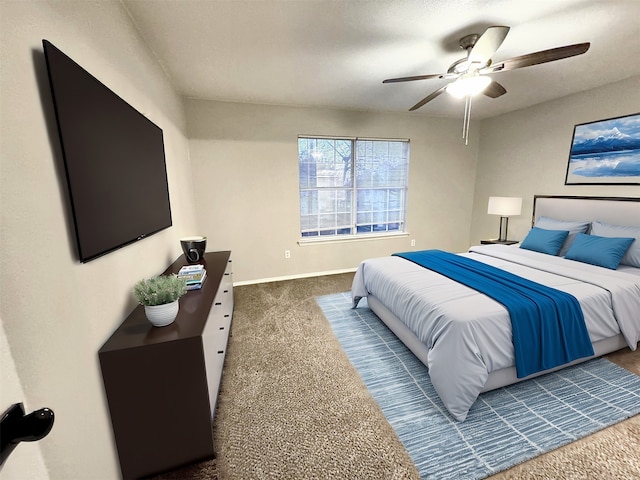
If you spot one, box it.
[297,135,410,244]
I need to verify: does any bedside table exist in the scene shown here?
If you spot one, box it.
[480,239,519,245]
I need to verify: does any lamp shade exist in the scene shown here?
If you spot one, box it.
[487,197,522,216]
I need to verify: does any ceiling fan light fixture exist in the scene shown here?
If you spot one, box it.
[446,74,492,98]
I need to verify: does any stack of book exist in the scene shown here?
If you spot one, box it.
[178,264,207,290]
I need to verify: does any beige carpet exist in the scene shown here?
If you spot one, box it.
[154,273,640,479]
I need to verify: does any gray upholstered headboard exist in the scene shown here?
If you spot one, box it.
[533,195,640,228]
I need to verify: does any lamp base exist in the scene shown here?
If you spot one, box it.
[498,216,509,242]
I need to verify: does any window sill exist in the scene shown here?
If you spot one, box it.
[298,232,409,246]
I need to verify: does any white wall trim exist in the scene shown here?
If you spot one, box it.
[233,267,357,286]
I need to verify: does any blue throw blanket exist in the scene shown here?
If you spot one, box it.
[393,250,594,378]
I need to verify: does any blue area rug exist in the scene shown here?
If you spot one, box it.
[317,292,640,480]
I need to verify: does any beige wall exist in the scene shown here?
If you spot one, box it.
[186,100,480,282]
[471,76,640,245]
[0,1,197,478]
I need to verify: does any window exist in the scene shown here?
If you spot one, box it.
[298,136,409,239]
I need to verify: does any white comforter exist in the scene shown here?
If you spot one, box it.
[351,244,640,421]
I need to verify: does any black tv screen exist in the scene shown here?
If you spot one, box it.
[43,39,172,262]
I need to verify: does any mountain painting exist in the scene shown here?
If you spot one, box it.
[565,112,640,185]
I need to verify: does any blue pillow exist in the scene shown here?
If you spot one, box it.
[520,227,570,255]
[590,221,640,268]
[533,216,591,256]
[564,233,635,270]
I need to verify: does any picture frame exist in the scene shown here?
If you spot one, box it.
[564,112,640,185]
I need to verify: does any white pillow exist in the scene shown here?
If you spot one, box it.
[533,216,591,256]
[590,221,640,268]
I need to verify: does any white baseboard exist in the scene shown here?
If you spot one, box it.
[233,267,357,286]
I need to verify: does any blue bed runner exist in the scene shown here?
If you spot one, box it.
[393,250,594,378]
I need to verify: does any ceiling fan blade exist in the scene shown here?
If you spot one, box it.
[481,43,590,74]
[483,80,507,98]
[383,73,451,83]
[468,26,510,65]
[409,85,448,111]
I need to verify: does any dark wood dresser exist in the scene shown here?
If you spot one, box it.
[99,251,233,479]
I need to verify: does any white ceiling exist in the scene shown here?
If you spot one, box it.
[122,0,640,119]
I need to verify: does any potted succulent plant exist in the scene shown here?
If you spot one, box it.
[133,274,187,327]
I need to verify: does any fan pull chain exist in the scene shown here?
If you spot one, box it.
[462,96,472,145]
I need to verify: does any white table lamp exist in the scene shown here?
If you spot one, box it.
[488,196,522,242]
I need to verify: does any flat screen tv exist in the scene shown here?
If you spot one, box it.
[42,39,172,262]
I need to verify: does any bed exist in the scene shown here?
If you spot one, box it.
[351,195,640,421]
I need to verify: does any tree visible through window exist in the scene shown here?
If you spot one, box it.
[298,137,409,238]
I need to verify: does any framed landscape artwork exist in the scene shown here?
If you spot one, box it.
[565,112,640,185]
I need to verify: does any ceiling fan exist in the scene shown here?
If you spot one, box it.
[383,26,590,142]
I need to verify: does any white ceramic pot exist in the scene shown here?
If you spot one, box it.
[144,300,179,327]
